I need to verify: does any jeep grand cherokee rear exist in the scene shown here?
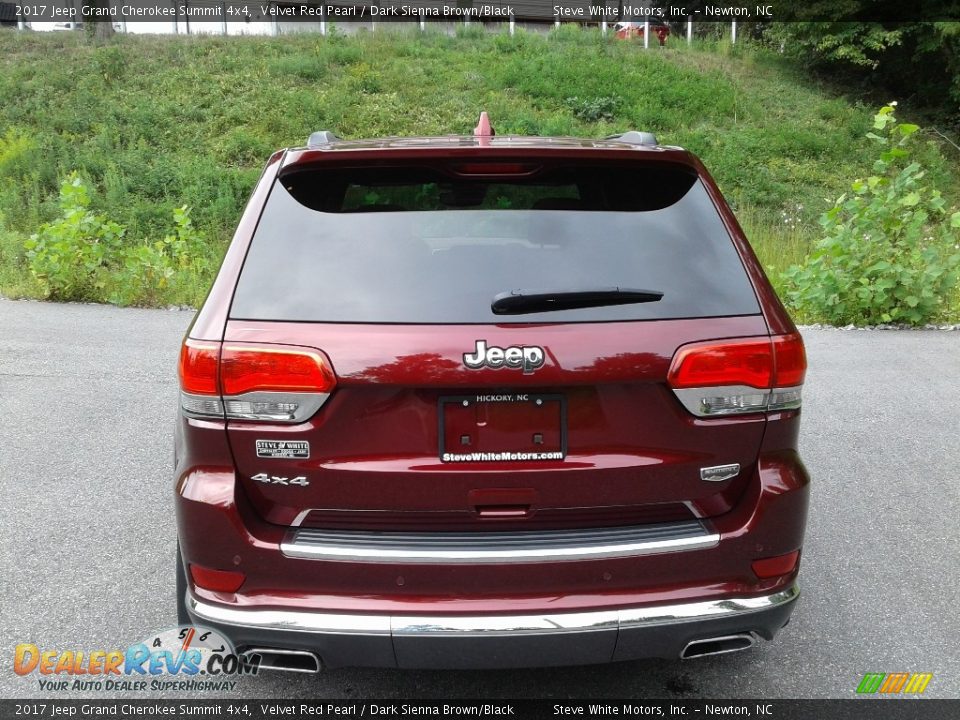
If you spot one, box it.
[173,118,808,670]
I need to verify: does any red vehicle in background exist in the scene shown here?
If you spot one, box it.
[174,114,809,671]
[615,19,671,45]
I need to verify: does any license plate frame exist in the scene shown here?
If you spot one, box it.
[438,393,567,463]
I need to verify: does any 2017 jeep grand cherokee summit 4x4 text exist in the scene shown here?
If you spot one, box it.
[174,115,808,671]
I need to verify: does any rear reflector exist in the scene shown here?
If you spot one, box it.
[751,550,800,579]
[189,564,245,593]
[178,340,336,423]
[668,334,806,417]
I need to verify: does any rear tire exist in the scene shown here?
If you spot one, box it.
[176,541,190,626]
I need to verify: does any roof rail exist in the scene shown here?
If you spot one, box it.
[606,131,659,147]
[307,130,340,148]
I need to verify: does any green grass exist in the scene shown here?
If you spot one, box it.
[0,27,958,310]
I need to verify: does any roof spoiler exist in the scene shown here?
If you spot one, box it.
[605,131,659,146]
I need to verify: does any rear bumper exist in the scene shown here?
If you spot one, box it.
[185,583,799,669]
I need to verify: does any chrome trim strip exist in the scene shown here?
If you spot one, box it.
[187,584,798,638]
[280,521,719,564]
[188,597,392,636]
[618,584,799,628]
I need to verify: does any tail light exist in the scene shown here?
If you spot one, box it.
[178,340,336,423]
[178,340,224,418]
[667,333,806,417]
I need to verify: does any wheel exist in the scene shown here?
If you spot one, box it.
[176,541,190,626]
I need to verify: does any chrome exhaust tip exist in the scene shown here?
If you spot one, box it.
[245,648,321,674]
[680,633,757,659]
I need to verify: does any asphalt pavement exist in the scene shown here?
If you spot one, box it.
[1,297,958,700]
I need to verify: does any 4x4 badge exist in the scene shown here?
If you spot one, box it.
[252,473,309,487]
[463,339,545,374]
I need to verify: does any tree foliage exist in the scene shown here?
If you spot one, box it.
[766,18,960,120]
[782,104,960,326]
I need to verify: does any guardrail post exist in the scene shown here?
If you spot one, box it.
[509,13,514,35]
[687,18,692,44]
[643,20,649,48]
[601,20,607,35]
[731,21,736,44]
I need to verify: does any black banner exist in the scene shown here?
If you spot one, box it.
[8,0,960,24]
[2,700,959,720]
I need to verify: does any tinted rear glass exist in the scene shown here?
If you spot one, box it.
[230,164,761,323]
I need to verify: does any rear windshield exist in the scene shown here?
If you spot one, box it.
[230,164,760,324]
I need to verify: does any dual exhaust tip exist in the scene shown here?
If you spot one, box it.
[247,634,758,672]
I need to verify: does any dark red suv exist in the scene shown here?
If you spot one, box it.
[174,115,808,671]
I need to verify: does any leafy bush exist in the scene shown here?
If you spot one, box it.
[24,175,209,306]
[24,174,126,302]
[782,104,960,326]
[110,205,210,306]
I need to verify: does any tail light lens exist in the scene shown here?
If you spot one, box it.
[668,333,806,417]
[178,340,224,418]
[178,340,336,423]
[220,345,335,395]
[179,340,220,394]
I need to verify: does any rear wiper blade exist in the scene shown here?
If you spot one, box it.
[491,287,664,315]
